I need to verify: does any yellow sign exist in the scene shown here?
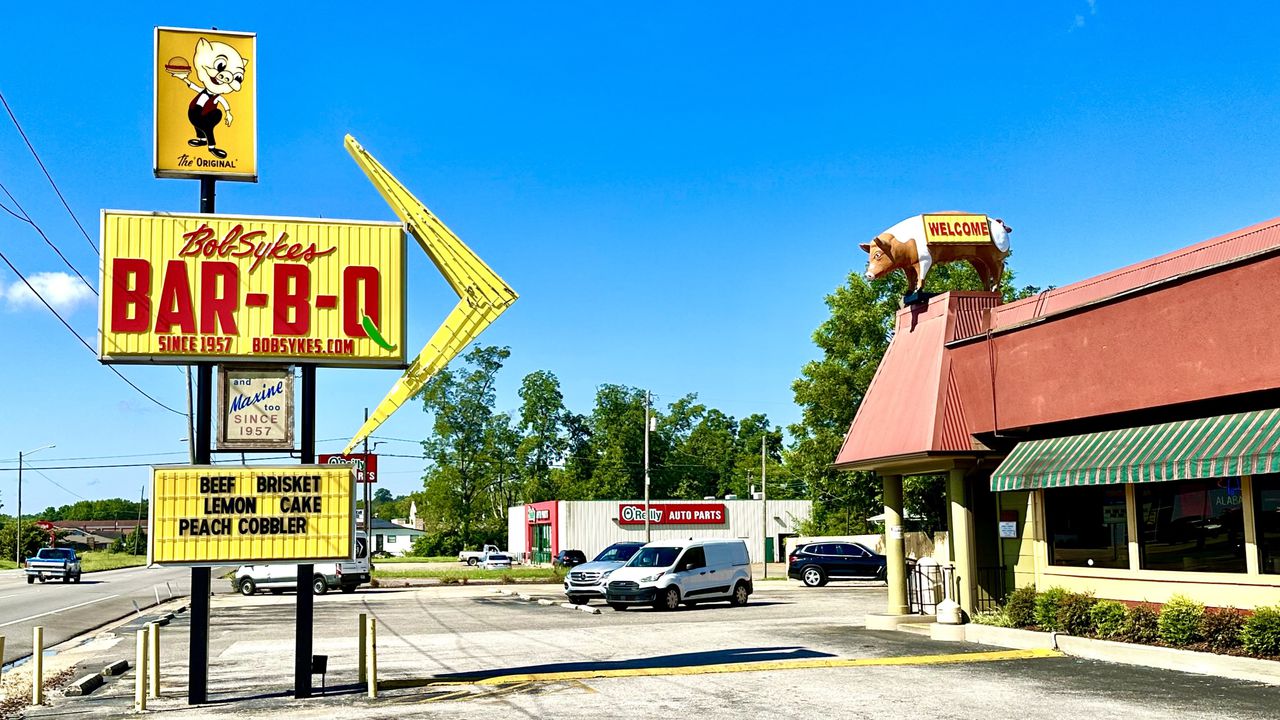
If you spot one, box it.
[341,136,519,452]
[921,213,995,245]
[149,465,355,566]
[155,27,257,181]
[99,210,406,367]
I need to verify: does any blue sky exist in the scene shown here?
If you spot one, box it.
[2,2,1279,508]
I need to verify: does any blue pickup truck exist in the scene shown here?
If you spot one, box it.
[25,547,82,584]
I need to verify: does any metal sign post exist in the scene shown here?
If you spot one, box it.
[188,177,215,706]
[294,365,316,699]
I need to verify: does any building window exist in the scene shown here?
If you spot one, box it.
[1043,485,1129,569]
[387,534,396,543]
[1138,478,1245,573]
[1255,474,1280,575]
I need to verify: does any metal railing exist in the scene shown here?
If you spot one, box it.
[974,565,1007,614]
[905,560,957,615]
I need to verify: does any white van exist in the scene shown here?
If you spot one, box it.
[603,538,752,611]
[234,531,371,596]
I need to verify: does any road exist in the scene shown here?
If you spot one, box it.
[25,580,1280,718]
[0,565,200,666]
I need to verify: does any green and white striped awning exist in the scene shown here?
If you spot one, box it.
[990,408,1280,491]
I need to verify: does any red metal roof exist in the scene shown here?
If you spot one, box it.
[834,292,997,469]
[987,217,1280,334]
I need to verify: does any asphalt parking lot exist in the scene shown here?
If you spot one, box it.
[20,579,1280,719]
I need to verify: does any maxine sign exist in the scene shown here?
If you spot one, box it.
[218,367,294,450]
[99,211,405,366]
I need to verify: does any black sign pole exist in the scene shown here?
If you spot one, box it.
[189,177,216,705]
[295,365,316,698]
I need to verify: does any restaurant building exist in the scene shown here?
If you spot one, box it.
[836,217,1280,621]
[507,499,812,565]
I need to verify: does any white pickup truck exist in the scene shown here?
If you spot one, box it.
[458,544,508,566]
[25,547,82,584]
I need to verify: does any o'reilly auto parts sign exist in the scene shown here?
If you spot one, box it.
[617,503,726,525]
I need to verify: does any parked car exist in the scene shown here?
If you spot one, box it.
[563,541,645,604]
[25,547,81,584]
[553,550,588,569]
[604,538,752,611]
[479,551,513,570]
[787,542,886,587]
[459,544,506,566]
[235,532,371,595]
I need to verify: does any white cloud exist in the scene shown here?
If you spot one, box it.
[3,271,95,313]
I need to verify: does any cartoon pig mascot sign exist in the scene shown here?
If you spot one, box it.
[860,213,1011,297]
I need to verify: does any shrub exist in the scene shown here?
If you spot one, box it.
[1004,586,1037,628]
[1123,604,1160,644]
[1055,592,1097,636]
[1034,587,1070,631]
[1200,607,1246,652]
[1090,600,1127,640]
[971,610,1015,627]
[1158,595,1205,646]
[1241,605,1280,657]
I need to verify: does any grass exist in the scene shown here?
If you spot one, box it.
[372,555,457,564]
[373,567,564,582]
[79,551,147,573]
[0,560,16,570]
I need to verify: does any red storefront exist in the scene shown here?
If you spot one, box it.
[836,217,1280,619]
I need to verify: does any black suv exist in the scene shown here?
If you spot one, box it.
[787,542,886,586]
[553,550,588,569]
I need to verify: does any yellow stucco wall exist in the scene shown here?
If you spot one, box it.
[997,490,1039,592]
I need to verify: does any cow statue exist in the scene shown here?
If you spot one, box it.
[860,213,1011,297]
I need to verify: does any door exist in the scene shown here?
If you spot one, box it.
[676,546,717,597]
[842,543,877,578]
[532,524,552,564]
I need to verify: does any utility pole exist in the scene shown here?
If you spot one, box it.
[363,408,372,538]
[15,444,55,566]
[761,434,768,579]
[15,451,21,568]
[643,391,651,543]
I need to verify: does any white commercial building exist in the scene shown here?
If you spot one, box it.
[507,499,812,564]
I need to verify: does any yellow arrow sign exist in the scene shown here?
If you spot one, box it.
[341,135,518,453]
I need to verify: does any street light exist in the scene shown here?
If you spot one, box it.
[16,444,55,566]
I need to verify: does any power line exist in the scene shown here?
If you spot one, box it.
[0,244,183,416]
[0,180,97,295]
[30,468,86,501]
[0,88,98,253]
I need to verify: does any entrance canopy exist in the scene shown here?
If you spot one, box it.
[990,408,1280,491]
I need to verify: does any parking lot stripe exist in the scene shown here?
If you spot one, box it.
[412,648,1059,688]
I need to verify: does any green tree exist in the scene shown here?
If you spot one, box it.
[516,370,569,502]
[572,384,648,500]
[372,488,393,503]
[419,345,514,548]
[790,262,1039,534]
[109,528,147,555]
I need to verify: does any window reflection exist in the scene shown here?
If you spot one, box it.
[1138,478,1245,573]
[1044,485,1129,569]
[1254,474,1280,575]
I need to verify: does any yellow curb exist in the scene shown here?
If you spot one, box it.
[409,648,1060,688]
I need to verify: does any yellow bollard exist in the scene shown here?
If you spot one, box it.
[135,627,148,712]
[366,617,377,699]
[148,622,161,698]
[31,626,43,705]
[357,612,367,684]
